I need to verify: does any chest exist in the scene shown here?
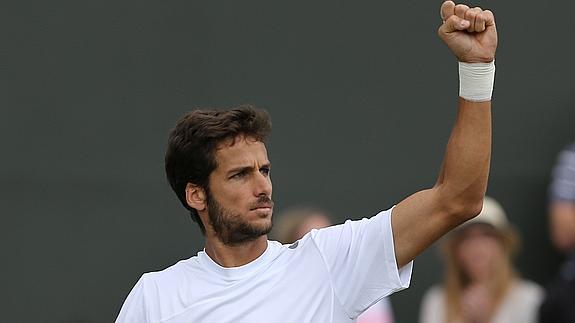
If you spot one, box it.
[161,248,352,323]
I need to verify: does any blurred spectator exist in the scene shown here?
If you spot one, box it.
[539,143,575,323]
[273,207,395,323]
[419,197,543,323]
[274,207,331,245]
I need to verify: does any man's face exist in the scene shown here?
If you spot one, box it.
[205,136,273,245]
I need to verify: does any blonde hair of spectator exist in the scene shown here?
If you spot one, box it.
[441,197,520,323]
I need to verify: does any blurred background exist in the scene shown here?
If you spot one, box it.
[2,0,574,322]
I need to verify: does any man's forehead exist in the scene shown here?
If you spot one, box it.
[214,136,269,168]
[216,134,262,149]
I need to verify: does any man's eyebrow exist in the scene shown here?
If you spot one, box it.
[226,162,271,176]
[226,166,254,176]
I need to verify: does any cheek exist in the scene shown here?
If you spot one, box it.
[456,243,477,267]
[219,189,245,208]
[210,183,244,209]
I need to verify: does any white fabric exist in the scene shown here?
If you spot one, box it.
[357,297,394,323]
[419,280,544,323]
[116,208,413,323]
[458,61,495,102]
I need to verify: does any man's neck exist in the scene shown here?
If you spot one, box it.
[204,235,268,268]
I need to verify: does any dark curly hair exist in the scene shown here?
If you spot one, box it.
[165,105,272,233]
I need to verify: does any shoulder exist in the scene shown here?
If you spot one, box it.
[509,279,545,303]
[117,256,205,322]
[309,208,393,241]
[141,256,202,293]
[513,280,544,293]
[556,143,575,164]
[565,142,575,153]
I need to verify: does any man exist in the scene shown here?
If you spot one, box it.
[539,143,575,322]
[117,1,497,322]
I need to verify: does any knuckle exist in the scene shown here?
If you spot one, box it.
[474,12,483,22]
[455,4,469,12]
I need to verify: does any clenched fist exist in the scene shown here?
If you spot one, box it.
[438,1,497,63]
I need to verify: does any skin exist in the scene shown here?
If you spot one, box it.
[455,227,505,323]
[186,136,273,267]
[461,283,492,323]
[549,201,575,252]
[188,0,497,269]
[391,1,496,267]
[456,227,502,283]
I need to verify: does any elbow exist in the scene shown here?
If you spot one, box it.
[443,195,485,223]
[460,199,484,221]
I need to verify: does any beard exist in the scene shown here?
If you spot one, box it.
[207,193,273,246]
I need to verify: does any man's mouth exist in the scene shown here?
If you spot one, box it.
[251,200,274,210]
[252,203,273,210]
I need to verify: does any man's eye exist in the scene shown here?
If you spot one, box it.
[231,171,247,179]
[260,167,270,176]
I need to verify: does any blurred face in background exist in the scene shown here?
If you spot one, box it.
[454,224,505,282]
[293,214,332,240]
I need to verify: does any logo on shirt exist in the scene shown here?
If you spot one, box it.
[288,241,299,249]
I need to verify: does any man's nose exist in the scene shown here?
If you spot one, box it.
[253,172,272,197]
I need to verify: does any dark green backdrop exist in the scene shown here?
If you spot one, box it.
[2,1,574,322]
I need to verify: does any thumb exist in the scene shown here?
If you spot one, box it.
[439,15,470,34]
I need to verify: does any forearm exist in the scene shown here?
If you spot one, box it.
[435,98,491,217]
[392,99,491,266]
[391,1,497,267]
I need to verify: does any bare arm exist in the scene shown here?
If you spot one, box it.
[392,1,497,267]
[548,144,575,252]
[549,202,575,252]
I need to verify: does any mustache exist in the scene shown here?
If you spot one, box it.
[250,196,274,209]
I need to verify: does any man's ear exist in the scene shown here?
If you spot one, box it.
[185,183,207,211]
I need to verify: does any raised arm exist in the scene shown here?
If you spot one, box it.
[392,1,497,267]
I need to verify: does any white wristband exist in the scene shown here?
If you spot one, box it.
[459,61,495,102]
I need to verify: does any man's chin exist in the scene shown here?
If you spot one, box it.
[248,220,273,238]
[219,222,272,246]
[250,207,273,218]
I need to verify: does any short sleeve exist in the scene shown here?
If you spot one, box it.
[310,207,413,318]
[116,275,152,323]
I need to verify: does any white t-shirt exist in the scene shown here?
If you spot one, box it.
[116,208,413,323]
[419,280,544,323]
[357,297,395,323]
